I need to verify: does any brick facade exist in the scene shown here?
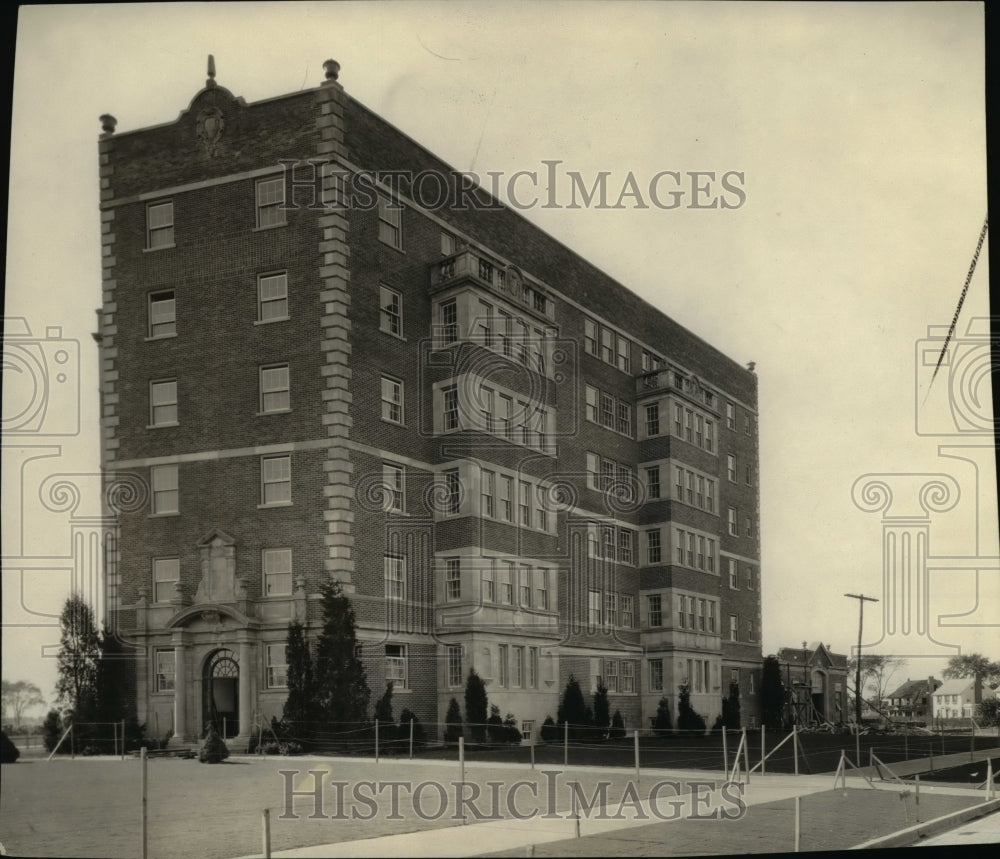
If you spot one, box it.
[98,60,763,746]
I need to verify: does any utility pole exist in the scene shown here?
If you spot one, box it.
[844,593,879,726]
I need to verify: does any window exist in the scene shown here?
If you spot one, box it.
[153,558,179,602]
[745,518,753,538]
[618,529,634,564]
[698,599,706,631]
[443,386,459,431]
[730,615,738,641]
[481,470,495,518]
[151,465,178,514]
[601,459,616,492]
[441,231,457,255]
[678,595,687,628]
[519,481,530,526]
[708,601,717,633]
[443,469,461,515]
[647,529,661,564]
[441,299,458,345]
[727,454,737,482]
[749,673,755,694]
[448,645,462,687]
[746,568,754,590]
[261,455,291,505]
[536,569,549,610]
[498,394,513,439]
[377,194,402,248]
[587,453,600,490]
[498,310,512,357]
[745,415,752,435]
[386,644,407,688]
[688,595,696,628]
[605,592,618,627]
[617,336,630,372]
[600,328,614,363]
[600,392,614,428]
[476,299,493,347]
[645,403,660,437]
[726,402,736,430]
[622,660,635,693]
[258,273,288,322]
[746,620,754,642]
[584,318,598,355]
[483,559,496,602]
[384,554,405,601]
[501,562,514,604]
[589,590,602,626]
[646,466,660,499]
[498,644,509,687]
[446,558,461,601]
[148,291,176,337]
[519,566,532,607]
[705,420,715,452]
[266,644,288,688]
[621,594,634,627]
[604,659,619,693]
[155,650,175,692]
[649,659,664,691]
[602,527,616,560]
[383,463,404,513]
[256,177,286,228]
[648,594,662,627]
[263,548,292,596]
[260,365,290,413]
[728,507,738,536]
[529,647,539,688]
[617,402,632,436]
[499,476,513,521]
[149,379,177,426]
[380,285,402,336]
[513,647,524,687]
[521,720,534,741]
[146,201,174,249]
[381,376,403,424]
[729,559,739,589]
[730,669,739,686]
[585,385,599,422]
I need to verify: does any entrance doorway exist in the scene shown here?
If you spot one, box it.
[203,649,239,738]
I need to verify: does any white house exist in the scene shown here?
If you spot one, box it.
[931,678,981,720]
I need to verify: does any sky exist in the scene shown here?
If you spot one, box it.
[3,2,995,716]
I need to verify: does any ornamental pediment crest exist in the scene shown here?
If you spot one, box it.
[196,106,225,156]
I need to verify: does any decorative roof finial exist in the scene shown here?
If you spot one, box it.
[323,59,341,82]
[746,360,756,373]
[100,114,117,134]
[207,54,217,88]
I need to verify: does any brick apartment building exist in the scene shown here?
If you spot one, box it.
[96,59,762,746]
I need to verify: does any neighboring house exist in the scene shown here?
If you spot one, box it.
[775,642,849,726]
[885,677,941,722]
[931,678,982,720]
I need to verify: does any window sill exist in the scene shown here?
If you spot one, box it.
[257,409,292,417]
[381,418,407,428]
[258,501,294,509]
[377,239,405,253]
[144,244,176,253]
[254,317,290,326]
[146,422,179,430]
[379,328,407,342]
[148,512,179,518]
[144,333,178,342]
[253,223,287,233]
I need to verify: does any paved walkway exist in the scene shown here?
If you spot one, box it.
[231,752,1000,857]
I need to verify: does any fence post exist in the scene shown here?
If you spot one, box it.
[855,723,860,768]
[915,774,920,823]
[409,718,414,760]
[634,730,640,782]
[459,736,466,825]
[223,717,227,740]
[794,795,801,852]
[868,747,873,768]
[530,740,535,770]
[573,789,580,839]
[793,726,799,776]
[375,719,379,764]
[122,719,126,760]
[564,721,568,767]
[71,724,75,760]
[742,727,750,783]
[904,732,908,761]
[761,724,766,776]
[261,808,271,859]
[987,759,994,801]
[113,721,118,758]
[722,726,728,774]
[970,718,975,761]
[140,746,148,859]
[929,738,934,774]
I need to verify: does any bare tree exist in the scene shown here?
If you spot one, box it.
[847,655,904,714]
[1,680,46,729]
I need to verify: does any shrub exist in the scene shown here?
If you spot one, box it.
[444,698,463,744]
[199,724,230,763]
[503,713,522,744]
[398,709,426,748]
[465,670,489,744]
[374,681,394,726]
[653,697,673,736]
[487,705,506,745]
[1,731,20,763]
[610,710,626,740]
[540,716,559,743]
[593,683,611,740]
[557,675,593,740]
[42,709,64,753]
[677,685,707,732]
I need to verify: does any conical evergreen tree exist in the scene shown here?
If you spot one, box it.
[312,580,370,728]
[282,621,316,734]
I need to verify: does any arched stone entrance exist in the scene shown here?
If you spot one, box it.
[203,648,240,738]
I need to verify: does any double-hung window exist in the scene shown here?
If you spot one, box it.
[386,645,407,688]
[151,465,178,514]
[149,379,177,426]
[385,554,405,601]
[443,470,461,515]
[263,548,292,596]
[648,594,662,627]
[441,299,458,345]
[645,403,660,436]
[381,376,403,424]
[377,194,402,248]
[380,285,402,336]
[258,272,288,322]
[256,177,285,228]
[155,650,175,692]
[443,386,459,430]
[383,463,404,513]
[148,291,176,337]
[266,645,288,689]
[153,558,179,602]
[147,201,174,248]
[260,364,290,413]
[481,470,495,518]
[647,529,661,564]
[445,558,461,601]
[261,455,291,505]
